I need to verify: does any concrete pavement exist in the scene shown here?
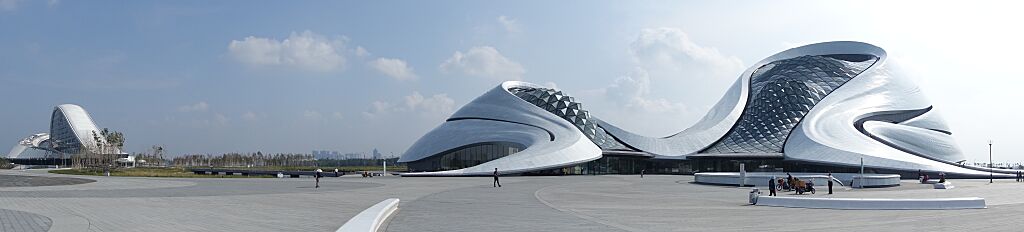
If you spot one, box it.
[4,170,1024,232]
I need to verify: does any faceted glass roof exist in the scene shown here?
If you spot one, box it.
[702,54,878,153]
[509,86,630,150]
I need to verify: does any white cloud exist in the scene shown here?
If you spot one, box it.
[227,30,348,72]
[177,101,209,112]
[605,68,687,113]
[579,67,693,136]
[630,27,744,79]
[241,111,259,121]
[404,91,455,114]
[580,27,745,135]
[367,101,392,117]
[369,58,418,81]
[0,0,18,10]
[303,110,323,120]
[364,92,455,119]
[214,113,229,124]
[355,46,371,57]
[301,110,345,122]
[497,15,522,33]
[440,46,525,80]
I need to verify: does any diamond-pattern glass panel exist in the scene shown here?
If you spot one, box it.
[702,54,878,153]
[508,87,629,150]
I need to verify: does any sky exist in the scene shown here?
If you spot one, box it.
[1,1,1022,162]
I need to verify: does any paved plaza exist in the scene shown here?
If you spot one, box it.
[3,169,1024,232]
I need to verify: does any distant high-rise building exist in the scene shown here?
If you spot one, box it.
[312,150,344,159]
[372,148,382,160]
[344,153,362,160]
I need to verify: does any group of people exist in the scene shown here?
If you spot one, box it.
[313,168,373,188]
[1016,171,1024,182]
[766,172,834,196]
[917,170,946,184]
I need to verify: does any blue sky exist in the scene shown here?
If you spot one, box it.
[2,1,1022,162]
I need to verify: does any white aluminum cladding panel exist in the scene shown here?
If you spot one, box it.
[400,81,602,176]
[400,41,1000,177]
[781,44,983,174]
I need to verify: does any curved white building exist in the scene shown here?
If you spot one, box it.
[401,41,1009,178]
[6,104,118,162]
[7,133,53,160]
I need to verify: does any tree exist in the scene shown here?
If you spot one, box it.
[102,128,125,152]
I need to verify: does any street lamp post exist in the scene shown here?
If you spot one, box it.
[989,140,993,184]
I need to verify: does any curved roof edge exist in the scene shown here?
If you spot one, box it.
[600,41,889,158]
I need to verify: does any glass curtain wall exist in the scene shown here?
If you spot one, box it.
[526,156,690,175]
[406,142,524,172]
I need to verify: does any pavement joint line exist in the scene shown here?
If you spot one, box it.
[534,181,642,232]
[6,172,1024,231]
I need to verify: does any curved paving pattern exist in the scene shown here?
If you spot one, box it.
[0,208,52,232]
[5,170,1024,232]
[0,174,95,187]
[534,176,1024,231]
[386,177,622,232]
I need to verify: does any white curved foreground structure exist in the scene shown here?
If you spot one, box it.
[6,104,118,161]
[755,196,986,210]
[336,198,400,232]
[401,41,1004,177]
[401,82,603,176]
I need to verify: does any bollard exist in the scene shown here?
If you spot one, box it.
[749,187,760,205]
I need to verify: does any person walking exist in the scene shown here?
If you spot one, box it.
[640,169,645,178]
[315,168,323,188]
[334,168,339,177]
[768,177,777,196]
[786,173,794,191]
[493,168,502,187]
[827,172,834,194]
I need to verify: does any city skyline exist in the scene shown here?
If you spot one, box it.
[2,1,1023,163]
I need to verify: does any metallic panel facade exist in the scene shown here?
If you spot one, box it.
[400,82,603,176]
[508,86,629,150]
[400,41,1005,177]
[702,54,878,153]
